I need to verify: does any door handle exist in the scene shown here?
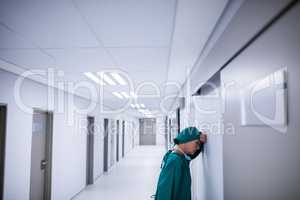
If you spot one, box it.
[41,160,48,170]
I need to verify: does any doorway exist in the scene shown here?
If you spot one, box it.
[86,116,94,185]
[139,118,156,145]
[30,110,53,200]
[103,118,109,172]
[0,105,7,200]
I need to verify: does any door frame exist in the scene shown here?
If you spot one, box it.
[116,120,119,162]
[0,104,7,200]
[30,109,53,200]
[86,116,94,185]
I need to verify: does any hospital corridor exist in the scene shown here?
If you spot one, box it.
[73,146,165,200]
[1,0,300,200]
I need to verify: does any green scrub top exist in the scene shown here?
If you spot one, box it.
[154,147,202,200]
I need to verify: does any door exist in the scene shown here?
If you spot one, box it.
[168,118,172,144]
[0,105,7,200]
[164,117,168,150]
[176,108,180,133]
[30,110,53,200]
[103,119,109,172]
[122,121,125,158]
[116,120,119,162]
[86,116,94,185]
[139,118,156,145]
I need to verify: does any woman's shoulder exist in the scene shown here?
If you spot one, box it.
[166,151,185,165]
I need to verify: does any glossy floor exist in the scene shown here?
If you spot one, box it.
[73,145,165,200]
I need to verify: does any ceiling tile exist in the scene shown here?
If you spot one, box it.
[0,49,55,69]
[129,70,167,88]
[74,0,176,47]
[0,25,35,49]
[0,0,99,48]
[45,48,115,73]
[108,47,169,71]
[0,0,230,113]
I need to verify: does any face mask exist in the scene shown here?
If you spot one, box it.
[184,154,192,161]
[175,145,192,161]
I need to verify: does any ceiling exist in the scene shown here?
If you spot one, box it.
[0,0,229,117]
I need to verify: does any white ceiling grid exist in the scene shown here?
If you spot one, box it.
[0,0,230,116]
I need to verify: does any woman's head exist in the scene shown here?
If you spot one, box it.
[178,139,201,154]
[173,127,201,145]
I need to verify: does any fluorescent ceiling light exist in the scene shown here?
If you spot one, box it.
[131,104,145,109]
[112,92,123,99]
[121,92,130,99]
[84,72,105,85]
[110,73,127,85]
[98,72,117,85]
[145,115,154,118]
[139,109,151,115]
[103,73,117,85]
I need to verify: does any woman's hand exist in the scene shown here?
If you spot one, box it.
[200,133,207,144]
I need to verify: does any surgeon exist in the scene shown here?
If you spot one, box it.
[154,127,207,200]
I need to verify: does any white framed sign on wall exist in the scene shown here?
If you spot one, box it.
[240,68,288,129]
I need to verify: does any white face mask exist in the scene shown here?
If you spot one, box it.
[175,145,192,161]
[184,154,192,161]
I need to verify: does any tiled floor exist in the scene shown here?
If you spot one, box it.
[73,145,166,200]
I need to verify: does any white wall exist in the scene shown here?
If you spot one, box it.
[124,121,133,154]
[192,89,224,200]
[180,79,224,200]
[176,1,298,200]
[156,116,166,146]
[0,69,87,199]
[221,2,300,199]
[118,120,123,160]
[0,69,135,199]
[0,72,33,199]
[93,117,104,181]
[133,119,140,147]
[108,119,116,168]
[189,0,290,94]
